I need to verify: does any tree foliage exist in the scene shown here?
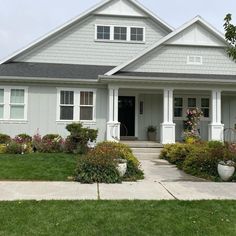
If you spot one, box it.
[224,14,236,61]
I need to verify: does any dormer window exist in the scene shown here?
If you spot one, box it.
[95,25,145,43]
[97,26,110,40]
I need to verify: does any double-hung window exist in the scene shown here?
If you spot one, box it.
[60,91,74,120]
[58,89,95,122]
[201,98,210,118]
[0,87,27,121]
[10,89,25,119]
[80,92,94,121]
[188,98,197,110]
[174,98,183,118]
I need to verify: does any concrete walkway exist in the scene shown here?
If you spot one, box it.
[0,157,236,201]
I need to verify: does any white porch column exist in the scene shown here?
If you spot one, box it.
[161,88,176,144]
[208,90,224,141]
[107,86,120,141]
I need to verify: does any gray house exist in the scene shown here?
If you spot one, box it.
[0,0,236,144]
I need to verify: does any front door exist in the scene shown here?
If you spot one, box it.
[118,96,135,137]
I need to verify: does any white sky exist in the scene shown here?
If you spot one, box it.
[0,0,236,61]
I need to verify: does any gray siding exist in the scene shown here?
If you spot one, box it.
[124,45,236,75]
[0,84,108,142]
[15,15,168,66]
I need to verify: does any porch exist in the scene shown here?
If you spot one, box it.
[106,86,236,144]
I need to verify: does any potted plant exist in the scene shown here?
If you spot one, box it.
[147,125,157,141]
[116,159,127,177]
[217,160,235,181]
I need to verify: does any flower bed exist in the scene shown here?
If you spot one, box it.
[160,141,236,181]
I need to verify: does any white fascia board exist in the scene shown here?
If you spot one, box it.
[99,75,236,85]
[106,16,227,76]
[0,0,111,65]
[0,76,99,84]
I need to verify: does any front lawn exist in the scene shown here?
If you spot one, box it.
[0,153,77,181]
[0,200,236,235]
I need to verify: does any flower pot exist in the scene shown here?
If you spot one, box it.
[217,163,235,181]
[147,131,157,141]
[116,159,127,177]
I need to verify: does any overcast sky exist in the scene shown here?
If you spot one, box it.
[1,0,236,61]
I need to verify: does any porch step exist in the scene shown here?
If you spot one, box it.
[133,153,162,160]
[121,141,163,148]
[131,148,163,154]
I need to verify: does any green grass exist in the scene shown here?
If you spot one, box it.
[0,153,77,181]
[0,200,236,235]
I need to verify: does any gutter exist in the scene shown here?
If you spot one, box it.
[98,75,236,85]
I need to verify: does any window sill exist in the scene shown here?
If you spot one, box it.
[94,39,145,44]
[56,121,97,125]
[0,120,28,124]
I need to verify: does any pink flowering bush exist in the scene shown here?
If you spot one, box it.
[32,133,64,153]
[183,108,203,142]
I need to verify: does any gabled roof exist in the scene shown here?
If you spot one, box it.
[106,16,227,76]
[0,62,114,80]
[0,0,173,65]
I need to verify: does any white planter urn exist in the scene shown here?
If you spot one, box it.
[116,159,127,177]
[217,161,235,181]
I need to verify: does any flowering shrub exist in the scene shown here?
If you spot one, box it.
[14,134,32,144]
[6,141,32,154]
[183,108,203,142]
[76,141,144,183]
[32,133,64,153]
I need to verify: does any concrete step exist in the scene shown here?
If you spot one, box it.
[122,141,163,148]
[131,148,163,154]
[134,153,161,160]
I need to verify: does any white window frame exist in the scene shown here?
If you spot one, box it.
[0,86,28,122]
[174,97,183,118]
[173,95,210,121]
[187,55,203,65]
[57,88,96,123]
[95,24,145,43]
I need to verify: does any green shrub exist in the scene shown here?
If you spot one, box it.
[0,134,11,144]
[75,141,144,183]
[0,144,6,154]
[76,148,121,184]
[182,146,218,179]
[6,141,32,154]
[160,143,195,168]
[42,134,61,142]
[207,141,224,149]
[96,142,144,181]
[66,123,98,154]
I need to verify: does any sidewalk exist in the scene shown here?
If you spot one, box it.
[0,181,236,201]
[0,158,236,201]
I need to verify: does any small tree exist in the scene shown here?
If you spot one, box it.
[224,14,236,62]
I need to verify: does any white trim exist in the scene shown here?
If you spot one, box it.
[95,24,145,43]
[0,0,173,64]
[106,16,227,76]
[0,86,28,122]
[56,87,96,123]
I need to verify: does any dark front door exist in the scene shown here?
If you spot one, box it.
[118,96,135,136]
